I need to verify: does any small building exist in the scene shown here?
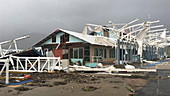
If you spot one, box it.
[34,29,117,66]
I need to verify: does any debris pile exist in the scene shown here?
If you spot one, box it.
[81,86,99,91]
[0,83,6,88]
[14,86,32,91]
[109,81,124,83]
[53,81,67,86]
[63,73,98,84]
[30,72,65,81]
[28,83,53,87]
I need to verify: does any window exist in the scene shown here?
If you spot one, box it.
[70,48,83,58]
[70,48,73,58]
[52,35,56,42]
[84,46,90,61]
[104,48,106,58]
[73,48,78,58]
[109,48,115,58]
[60,33,69,43]
[79,48,83,58]
[94,48,106,58]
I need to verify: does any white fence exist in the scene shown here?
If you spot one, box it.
[0,56,61,84]
[9,56,61,72]
[0,59,9,84]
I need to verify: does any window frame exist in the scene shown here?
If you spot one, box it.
[52,35,56,42]
[60,33,69,43]
[94,48,107,58]
[109,48,115,58]
[70,47,84,59]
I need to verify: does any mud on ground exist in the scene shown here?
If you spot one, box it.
[0,72,157,96]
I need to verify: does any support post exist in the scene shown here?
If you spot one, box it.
[134,42,136,62]
[9,56,15,70]
[0,45,3,57]
[130,41,132,64]
[121,39,124,64]
[115,46,117,64]
[151,46,153,60]
[38,58,40,72]
[5,59,9,84]
[146,45,148,60]
[17,58,19,70]
[158,47,160,58]
[47,59,50,72]
[58,59,61,71]
[165,46,167,58]
[25,58,28,70]
[149,46,152,60]
[116,39,120,64]
[126,41,128,63]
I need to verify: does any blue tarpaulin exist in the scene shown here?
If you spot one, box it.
[8,79,33,85]
[144,59,170,67]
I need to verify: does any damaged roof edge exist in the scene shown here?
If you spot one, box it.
[33,29,117,47]
[33,29,93,47]
[33,29,62,47]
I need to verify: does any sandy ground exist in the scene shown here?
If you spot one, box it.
[20,77,129,96]
[0,73,147,96]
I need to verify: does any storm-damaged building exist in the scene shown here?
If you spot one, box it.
[33,29,119,66]
[33,19,169,67]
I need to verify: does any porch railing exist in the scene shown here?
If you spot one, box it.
[9,56,61,72]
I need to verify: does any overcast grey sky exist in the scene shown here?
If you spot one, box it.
[0,0,170,48]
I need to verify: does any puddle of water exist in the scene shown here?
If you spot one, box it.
[135,69,170,96]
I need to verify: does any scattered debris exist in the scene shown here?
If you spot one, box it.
[28,83,53,87]
[30,72,65,80]
[125,65,135,69]
[8,90,13,93]
[115,75,150,79]
[53,81,67,86]
[126,86,135,93]
[81,86,98,91]
[14,86,31,91]
[24,75,31,79]
[109,81,124,83]
[128,93,135,96]
[112,86,119,89]
[63,73,98,84]
[0,84,6,87]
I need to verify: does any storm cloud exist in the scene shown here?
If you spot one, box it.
[0,0,170,48]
